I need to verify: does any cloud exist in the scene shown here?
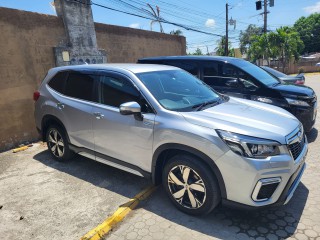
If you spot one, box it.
[303,1,320,14]
[205,19,215,28]
[129,23,140,29]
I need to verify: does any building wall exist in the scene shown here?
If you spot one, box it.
[0,7,186,151]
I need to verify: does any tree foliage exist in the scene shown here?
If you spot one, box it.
[189,48,204,55]
[169,29,183,36]
[215,36,234,56]
[239,24,263,54]
[294,13,320,53]
[247,27,304,71]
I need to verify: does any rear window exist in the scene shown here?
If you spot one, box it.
[64,72,95,101]
[48,71,68,93]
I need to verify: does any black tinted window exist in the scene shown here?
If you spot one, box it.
[100,76,140,107]
[65,72,95,101]
[203,62,220,77]
[48,71,67,93]
[165,61,198,76]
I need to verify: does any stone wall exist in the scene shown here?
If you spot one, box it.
[0,7,186,151]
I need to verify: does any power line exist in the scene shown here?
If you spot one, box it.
[92,1,226,37]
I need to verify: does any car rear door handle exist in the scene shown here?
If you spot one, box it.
[57,103,65,109]
[94,112,104,119]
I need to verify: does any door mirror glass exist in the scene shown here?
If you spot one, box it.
[120,102,143,120]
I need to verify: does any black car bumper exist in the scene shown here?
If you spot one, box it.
[291,104,317,132]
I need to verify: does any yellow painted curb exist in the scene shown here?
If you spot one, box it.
[81,185,157,240]
[12,146,29,153]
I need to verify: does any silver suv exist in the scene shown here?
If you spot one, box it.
[34,64,307,215]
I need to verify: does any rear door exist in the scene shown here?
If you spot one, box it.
[47,71,97,150]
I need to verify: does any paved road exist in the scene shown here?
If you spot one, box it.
[0,74,319,240]
[0,143,151,239]
[107,74,320,240]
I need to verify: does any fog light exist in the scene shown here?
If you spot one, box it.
[252,177,281,201]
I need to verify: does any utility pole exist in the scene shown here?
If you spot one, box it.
[225,2,228,56]
[263,0,267,33]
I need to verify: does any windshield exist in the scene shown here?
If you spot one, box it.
[232,60,280,86]
[136,70,222,112]
[262,66,287,78]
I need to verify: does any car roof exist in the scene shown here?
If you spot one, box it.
[49,63,180,74]
[138,55,246,64]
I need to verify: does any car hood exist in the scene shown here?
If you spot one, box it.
[180,97,300,143]
[271,83,314,98]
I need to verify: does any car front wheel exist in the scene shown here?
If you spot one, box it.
[162,154,221,215]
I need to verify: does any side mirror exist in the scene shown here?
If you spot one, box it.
[119,102,143,121]
[225,78,239,88]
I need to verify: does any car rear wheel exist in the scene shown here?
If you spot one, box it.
[46,125,73,161]
[162,154,221,215]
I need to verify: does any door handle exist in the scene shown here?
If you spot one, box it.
[94,112,104,119]
[57,103,65,109]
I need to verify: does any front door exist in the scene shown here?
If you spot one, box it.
[92,72,155,172]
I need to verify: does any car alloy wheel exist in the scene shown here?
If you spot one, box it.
[167,165,206,209]
[48,129,65,157]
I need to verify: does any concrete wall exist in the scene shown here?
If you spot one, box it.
[0,7,186,151]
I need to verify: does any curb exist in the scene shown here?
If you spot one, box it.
[81,185,157,240]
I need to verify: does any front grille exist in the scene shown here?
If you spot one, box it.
[257,182,280,200]
[288,128,305,160]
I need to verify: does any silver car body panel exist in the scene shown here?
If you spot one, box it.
[34,64,307,207]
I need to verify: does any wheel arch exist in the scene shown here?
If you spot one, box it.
[41,115,70,142]
[152,143,227,199]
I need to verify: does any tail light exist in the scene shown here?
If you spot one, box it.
[295,80,304,85]
[33,91,40,101]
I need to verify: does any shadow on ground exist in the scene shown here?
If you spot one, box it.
[33,150,309,239]
[138,184,308,239]
[33,150,152,199]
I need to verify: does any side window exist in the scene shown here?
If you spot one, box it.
[237,69,259,90]
[48,71,68,94]
[65,72,95,101]
[203,62,224,86]
[165,61,198,77]
[222,64,238,78]
[100,75,152,113]
[221,64,259,90]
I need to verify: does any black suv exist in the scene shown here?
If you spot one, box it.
[138,56,317,132]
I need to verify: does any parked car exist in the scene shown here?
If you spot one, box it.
[138,56,317,132]
[34,64,307,215]
[261,66,305,85]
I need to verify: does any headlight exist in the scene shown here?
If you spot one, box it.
[285,98,309,107]
[217,130,280,159]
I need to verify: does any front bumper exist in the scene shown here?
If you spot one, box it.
[290,102,317,133]
[216,134,308,208]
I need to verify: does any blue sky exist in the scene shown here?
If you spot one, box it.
[0,0,319,53]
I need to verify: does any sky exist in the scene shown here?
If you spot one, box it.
[0,0,319,54]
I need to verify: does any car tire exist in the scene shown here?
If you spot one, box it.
[162,154,221,215]
[46,125,74,162]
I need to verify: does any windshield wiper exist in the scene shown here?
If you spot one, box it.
[272,82,281,87]
[192,99,219,111]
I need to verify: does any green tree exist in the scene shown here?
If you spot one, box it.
[239,24,263,54]
[294,13,320,53]
[247,35,264,64]
[189,48,203,55]
[170,29,183,36]
[247,27,304,71]
[215,36,234,56]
